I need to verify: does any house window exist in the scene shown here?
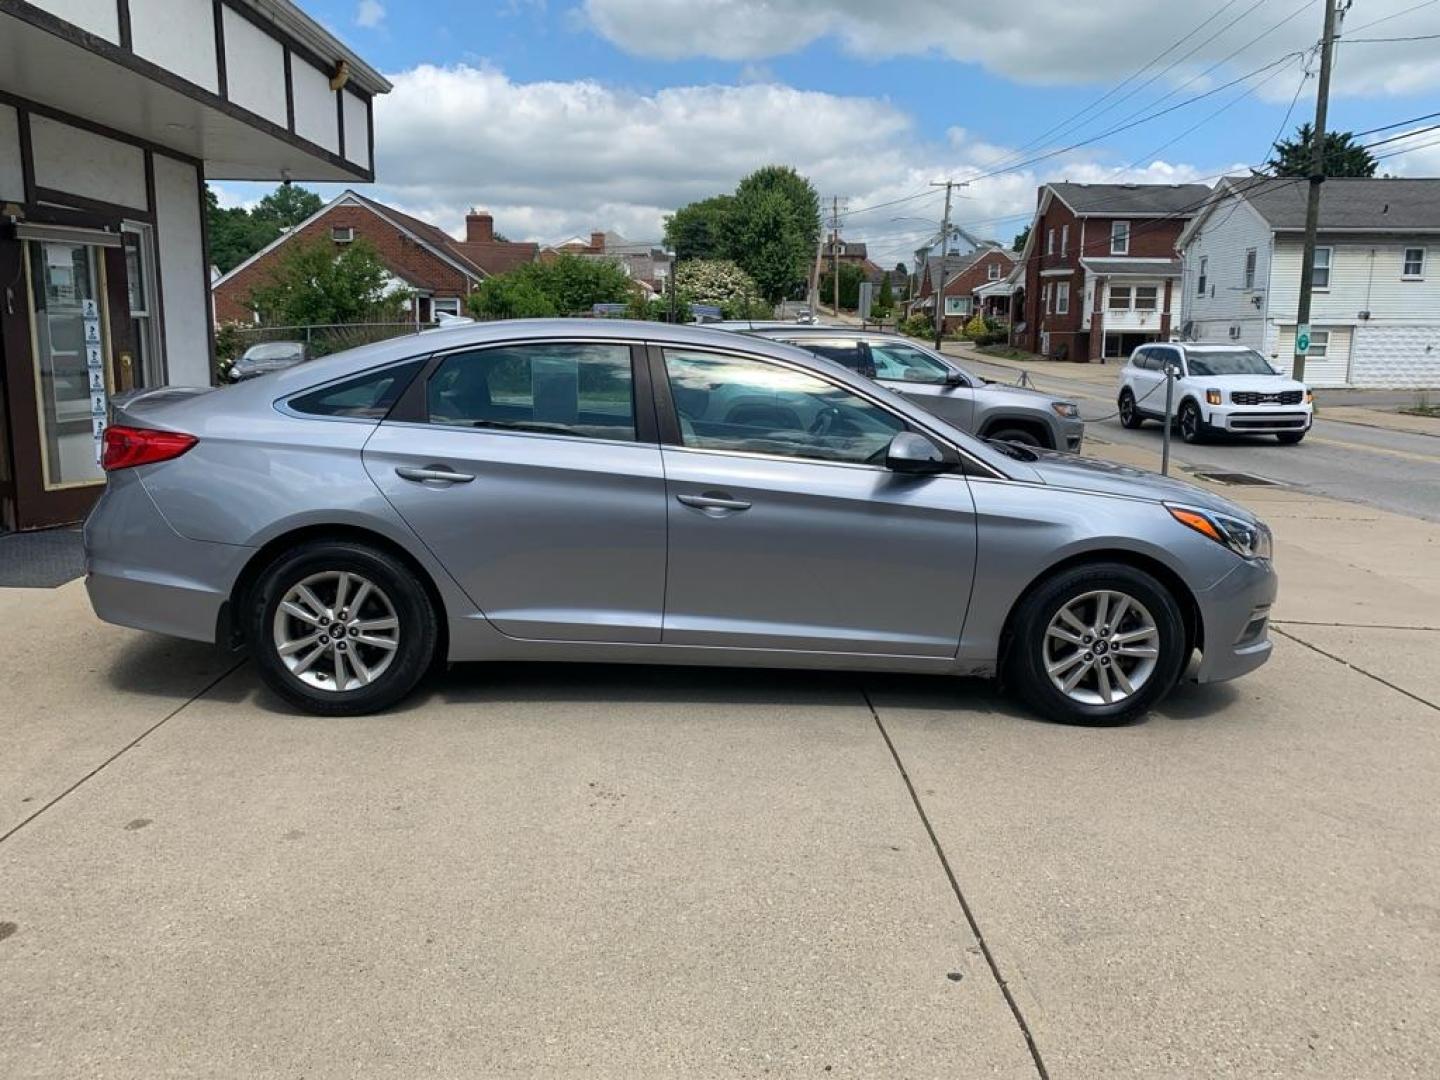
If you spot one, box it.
[1403,247,1425,278]
[1197,256,1208,296]
[122,223,164,388]
[1060,224,1069,257]
[1047,228,1056,256]
[1108,285,1132,310]
[1244,248,1257,290]
[1312,247,1332,289]
[332,225,355,243]
[988,262,1002,281]
[1111,220,1130,255]
[1043,283,1052,314]
[1306,329,1330,358]
[1055,283,1070,315]
[432,298,462,318]
[944,296,972,317]
[1134,286,1158,311]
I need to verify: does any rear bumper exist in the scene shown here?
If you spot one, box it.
[1193,555,1278,683]
[83,471,252,644]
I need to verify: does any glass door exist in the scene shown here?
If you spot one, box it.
[27,239,109,489]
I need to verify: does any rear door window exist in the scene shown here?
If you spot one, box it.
[782,338,877,379]
[425,342,637,442]
[865,341,954,385]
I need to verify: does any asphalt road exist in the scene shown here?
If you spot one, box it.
[956,355,1440,524]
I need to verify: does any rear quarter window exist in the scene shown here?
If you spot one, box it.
[287,360,425,419]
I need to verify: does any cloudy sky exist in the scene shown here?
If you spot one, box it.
[213,0,1440,266]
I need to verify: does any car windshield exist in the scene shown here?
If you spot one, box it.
[1186,348,1276,377]
[243,342,305,363]
[866,341,955,385]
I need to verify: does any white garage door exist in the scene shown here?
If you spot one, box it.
[1276,325,1352,387]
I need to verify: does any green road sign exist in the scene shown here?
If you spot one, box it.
[1296,325,1311,355]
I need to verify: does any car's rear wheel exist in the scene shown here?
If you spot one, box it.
[1177,399,1207,444]
[1006,562,1188,725]
[1118,389,1143,428]
[1276,430,1306,445]
[988,426,1046,449]
[248,540,438,716]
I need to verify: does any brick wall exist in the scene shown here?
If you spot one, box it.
[213,203,476,324]
[940,250,1015,332]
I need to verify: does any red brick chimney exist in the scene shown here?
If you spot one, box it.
[466,209,494,244]
[589,230,606,253]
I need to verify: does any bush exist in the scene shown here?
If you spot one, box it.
[962,312,988,340]
[467,276,559,320]
[899,314,933,338]
[674,259,765,315]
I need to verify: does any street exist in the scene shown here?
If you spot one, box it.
[949,347,1440,523]
[3,444,1439,1078]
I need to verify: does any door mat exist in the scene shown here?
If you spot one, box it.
[0,528,85,589]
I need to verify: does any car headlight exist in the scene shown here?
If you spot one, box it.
[1051,401,1079,419]
[1205,388,1222,405]
[1166,503,1273,561]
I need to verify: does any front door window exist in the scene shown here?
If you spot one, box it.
[27,240,108,488]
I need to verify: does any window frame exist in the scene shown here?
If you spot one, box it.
[1055,282,1070,315]
[1402,247,1425,279]
[1047,228,1056,256]
[1306,329,1330,359]
[281,357,429,425]
[987,261,1002,281]
[431,297,462,318]
[1107,284,1132,310]
[1243,248,1257,290]
[331,225,355,244]
[1133,285,1158,312]
[381,339,658,445]
[645,342,986,476]
[1111,220,1130,255]
[1197,256,1208,296]
[1312,246,1333,290]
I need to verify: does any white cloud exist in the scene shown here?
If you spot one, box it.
[348,63,1232,267]
[581,0,1440,98]
[355,0,385,29]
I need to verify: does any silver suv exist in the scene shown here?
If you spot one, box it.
[746,328,1084,452]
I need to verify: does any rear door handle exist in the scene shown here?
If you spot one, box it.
[395,466,475,485]
[676,493,751,512]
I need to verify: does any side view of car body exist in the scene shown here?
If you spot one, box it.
[1118,342,1313,445]
[744,327,1085,452]
[85,320,1276,725]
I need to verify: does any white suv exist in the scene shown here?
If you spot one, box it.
[1117,342,1313,445]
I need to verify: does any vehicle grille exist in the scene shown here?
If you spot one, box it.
[1228,414,1307,430]
[1231,390,1303,406]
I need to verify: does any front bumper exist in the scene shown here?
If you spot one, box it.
[1192,555,1279,683]
[1060,417,1085,453]
[1204,403,1312,434]
[83,471,252,644]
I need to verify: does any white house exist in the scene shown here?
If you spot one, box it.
[1,0,389,530]
[1177,176,1440,388]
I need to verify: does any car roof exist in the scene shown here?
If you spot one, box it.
[746,326,912,342]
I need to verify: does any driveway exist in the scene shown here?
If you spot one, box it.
[3,554,1439,1078]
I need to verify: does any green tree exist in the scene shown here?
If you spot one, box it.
[818,262,865,310]
[468,275,559,319]
[521,254,634,314]
[1268,123,1377,178]
[1012,224,1032,252]
[674,259,767,317]
[206,186,279,273]
[252,183,324,230]
[875,275,895,316]
[722,166,821,301]
[247,237,402,325]
[663,195,733,261]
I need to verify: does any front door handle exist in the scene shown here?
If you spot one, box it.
[395,465,475,485]
[677,493,751,513]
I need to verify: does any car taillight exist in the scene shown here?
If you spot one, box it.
[101,426,198,471]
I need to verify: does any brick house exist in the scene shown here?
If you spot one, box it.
[212,191,538,324]
[1015,182,1212,362]
[912,246,1017,333]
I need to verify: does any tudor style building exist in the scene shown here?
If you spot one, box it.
[1015,182,1212,362]
[1,0,388,530]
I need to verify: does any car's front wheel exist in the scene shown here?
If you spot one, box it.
[1006,562,1188,725]
[1118,389,1143,428]
[247,540,438,715]
[1177,399,1207,444]
[988,426,1046,449]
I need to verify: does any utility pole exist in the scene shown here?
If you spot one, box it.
[831,195,842,319]
[1293,0,1341,383]
[930,180,960,351]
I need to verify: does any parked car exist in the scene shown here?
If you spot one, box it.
[227,341,310,382]
[1118,342,1313,445]
[745,327,1084,452]
[85,320,1275,725]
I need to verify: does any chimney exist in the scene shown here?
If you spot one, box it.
[590,230,606,253]
[466,208,494,244]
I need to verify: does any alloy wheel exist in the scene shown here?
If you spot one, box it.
[271,570,400,692]
[1043,589,1160,706]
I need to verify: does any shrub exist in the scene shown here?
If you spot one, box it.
[899,314,933,338]
[963,312,988,340]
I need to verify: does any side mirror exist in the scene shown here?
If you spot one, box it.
[227,367,244,383]
[885,431,952,475]
[944,372,969,388]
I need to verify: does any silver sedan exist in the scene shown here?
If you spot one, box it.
[84,320,1276,725]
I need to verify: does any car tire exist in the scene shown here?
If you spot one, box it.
[988,426,1045,449]
[1005,561,1188,726]
[1118,389,1144,428]
[1177,399,1207,444]
[247,540,438,716]
[1276,430,1306,445]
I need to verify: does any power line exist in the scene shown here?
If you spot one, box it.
[1344,0,1438,34]
[1342,32,1440,41]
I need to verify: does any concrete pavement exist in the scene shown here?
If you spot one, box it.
[2,454,1439,1077]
